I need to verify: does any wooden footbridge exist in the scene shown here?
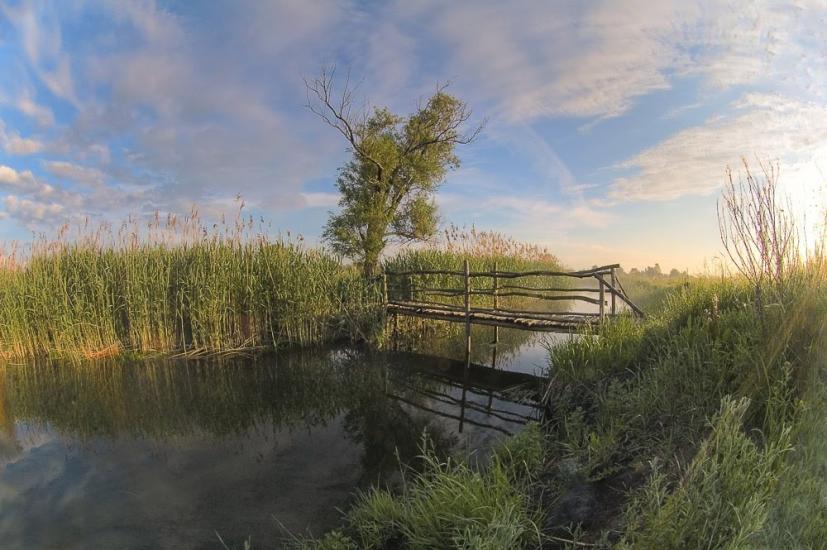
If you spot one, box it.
[383,262,643,333]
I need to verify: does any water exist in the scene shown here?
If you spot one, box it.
[0,331,552,549]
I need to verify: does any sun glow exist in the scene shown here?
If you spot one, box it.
[779,152,827,256]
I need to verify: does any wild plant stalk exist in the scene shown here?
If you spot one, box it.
[718,158,800,305]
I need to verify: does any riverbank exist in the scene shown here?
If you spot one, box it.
[300,264,827,548]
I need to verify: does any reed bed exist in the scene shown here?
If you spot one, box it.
[0,210,381,360]
[0,216,573,360]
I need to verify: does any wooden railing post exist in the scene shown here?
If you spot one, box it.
[492,260,499,311]
[610,267,616,315]
[598,276,605,320]
[464,259,471,358]
[382,271,388,305]
[492,260,499,352]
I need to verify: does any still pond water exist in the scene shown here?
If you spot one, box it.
[0,327,568,549]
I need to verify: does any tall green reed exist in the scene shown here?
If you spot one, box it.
[0,209,381,360]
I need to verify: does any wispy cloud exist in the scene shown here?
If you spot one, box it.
[0,0,822,268]
[608,94,827,202]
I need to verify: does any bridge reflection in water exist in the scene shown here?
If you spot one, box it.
[0,341,546,549]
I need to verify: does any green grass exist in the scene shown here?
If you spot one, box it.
[294,425,546,550]
[303,262,826,549]
[544,265,827,547]
[612,270,698,314]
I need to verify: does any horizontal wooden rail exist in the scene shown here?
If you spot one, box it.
[408,288,604,305]
[383,261,643,333]
[388,263,620,279]
[394,284,605,295]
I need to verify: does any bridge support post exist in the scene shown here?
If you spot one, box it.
[464,259,471,359]
[610,267,616,315]
[492,260,499,349]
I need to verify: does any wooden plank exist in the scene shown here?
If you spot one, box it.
[386,303,598,332]
[492,285,602,293]
[409,288,602,304]
[388,300,603,321]
[468,290,603,304]
[389,263,620,279]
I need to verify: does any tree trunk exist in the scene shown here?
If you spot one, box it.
[362,225,385,278]
[363,252,380,278]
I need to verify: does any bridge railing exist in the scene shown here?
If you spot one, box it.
[383,261,644,322]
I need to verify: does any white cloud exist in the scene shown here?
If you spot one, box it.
[384,0,826,123]
[608,94,827,203]
[0,165,36,188]
[0,121,43,155]
[3,195,64,221]
[4,134,43,155]
[44,161,105,187]
[0,0,822,253]
[2,1,79,106]
[300,192,339,208]
[439,193,614,230]
[16,93,54,126]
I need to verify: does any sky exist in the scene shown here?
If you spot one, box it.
[0,0,824,271]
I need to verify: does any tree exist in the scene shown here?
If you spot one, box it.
[306,68,482,276]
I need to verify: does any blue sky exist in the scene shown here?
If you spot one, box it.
[0,0,824,271]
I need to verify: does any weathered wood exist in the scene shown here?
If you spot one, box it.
[389,263,620,279]
[493,284,602,293]
[386,302,600,332]
[408,288,603,304]
[610,267,617,315]
[389,300,603,320]
[464,259,471,359]
[392,312,399,350]
[594,273,645,318]
[389,283,601,294]
[492,260,499,357]
[492,260,499,311]
[386,263,643,333]
[470,290,604,304]
[471,266,618,279]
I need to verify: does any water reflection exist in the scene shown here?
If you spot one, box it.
[0,345,544,549]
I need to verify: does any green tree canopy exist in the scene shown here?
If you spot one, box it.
[307,69,482,276]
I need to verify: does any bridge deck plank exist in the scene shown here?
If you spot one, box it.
[386,300,606,332]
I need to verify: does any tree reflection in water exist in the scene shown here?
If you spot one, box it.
[0,344,543,548]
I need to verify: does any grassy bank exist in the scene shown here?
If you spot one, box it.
[300,260,827,548]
